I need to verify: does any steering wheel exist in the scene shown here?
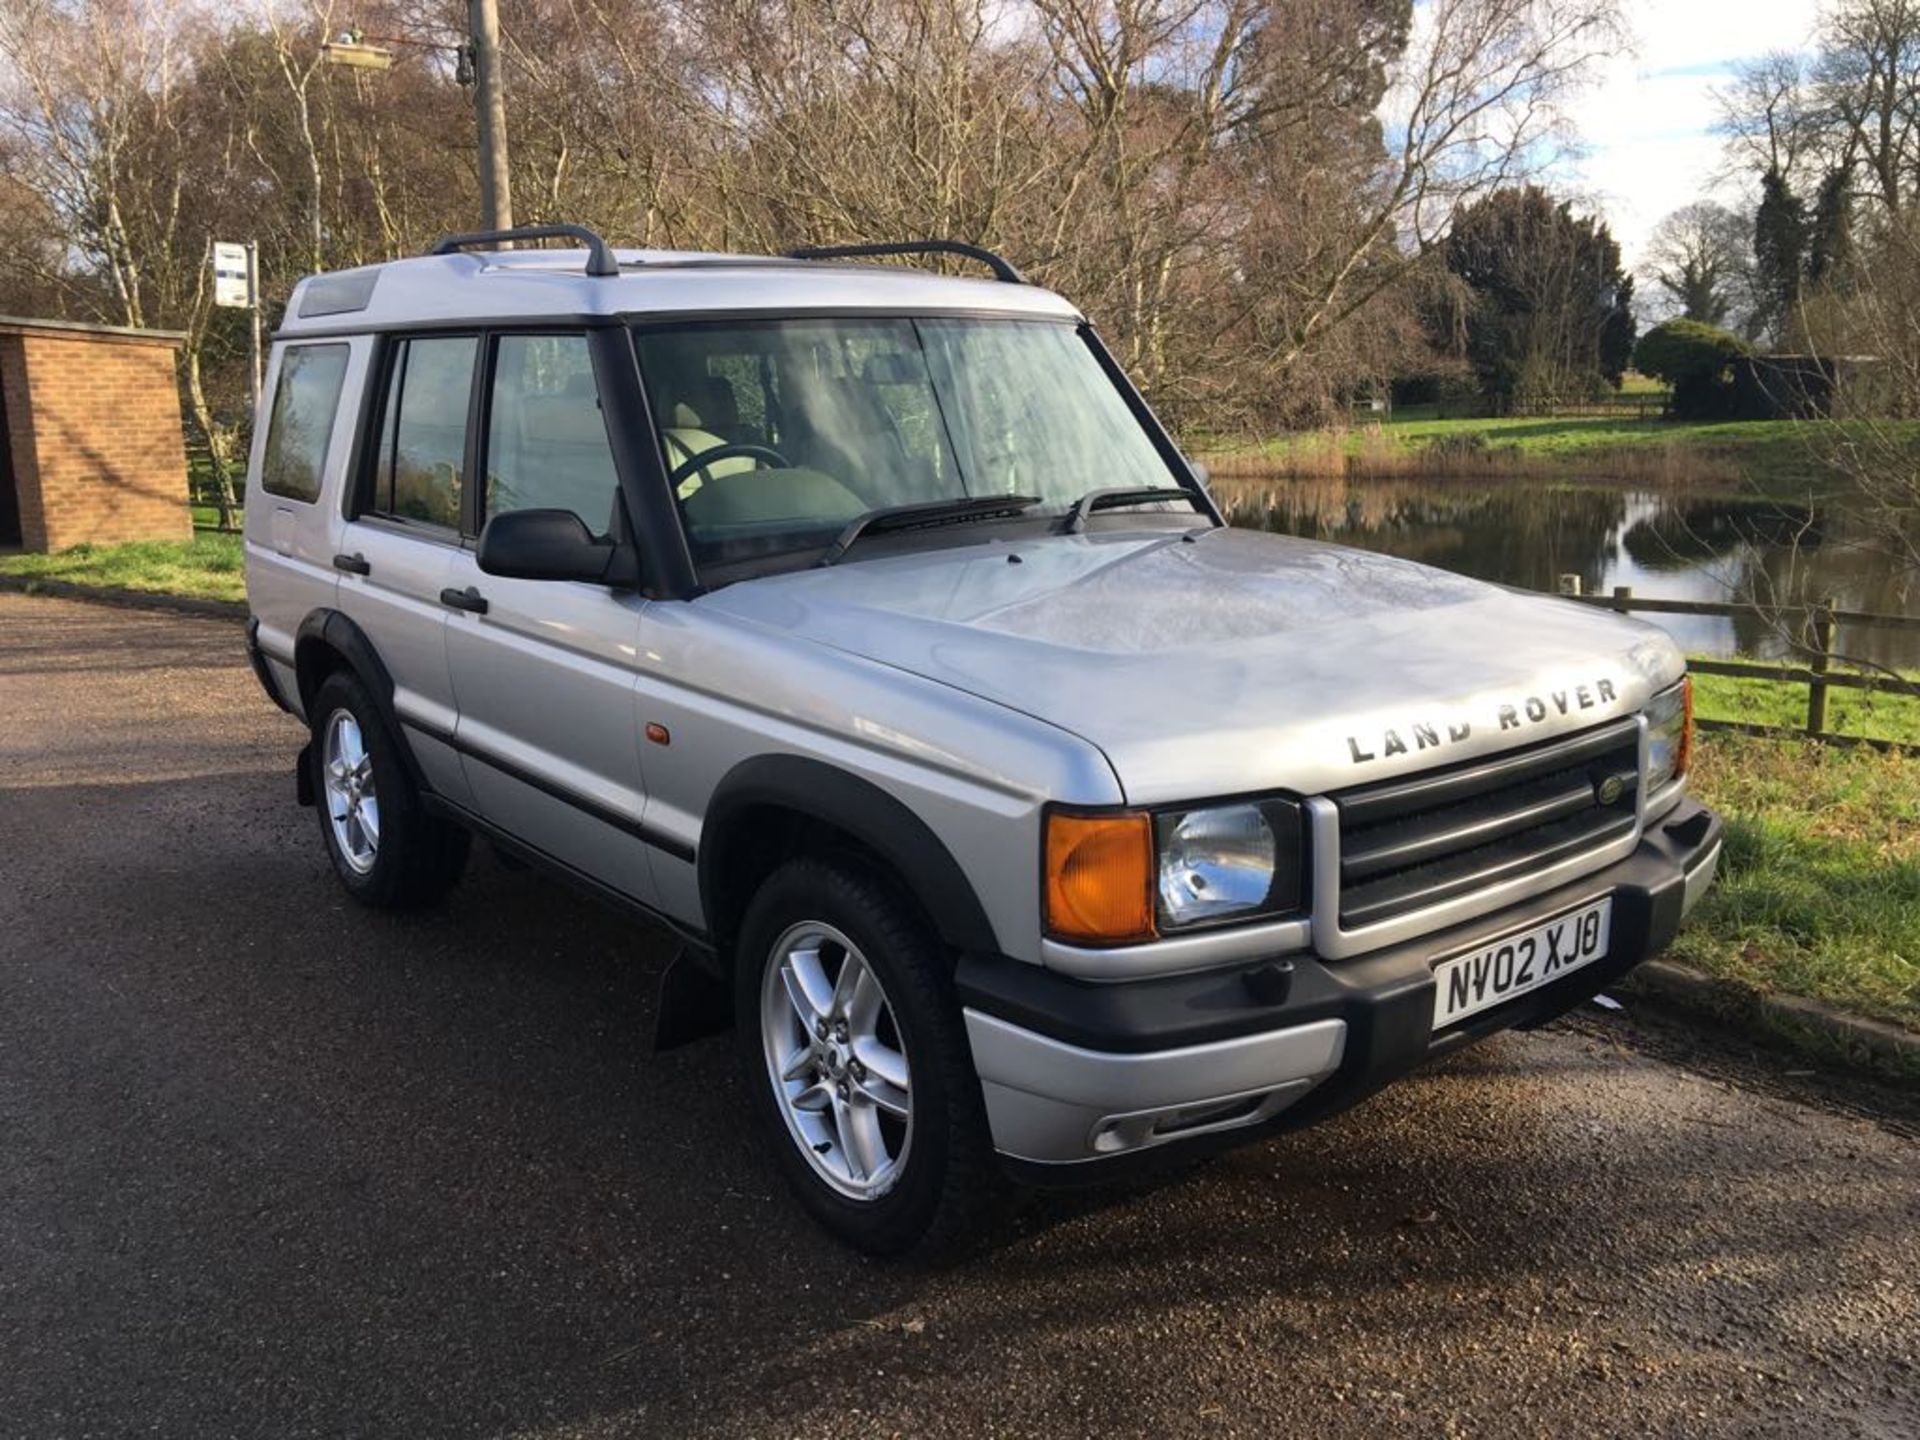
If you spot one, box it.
[668,442,792,491]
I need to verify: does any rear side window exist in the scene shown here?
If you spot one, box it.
[259,344,349,503]
[365,336,477,530]
[483,334,621,535]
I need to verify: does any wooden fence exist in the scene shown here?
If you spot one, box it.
[1556,580,1920,756]
[1350,393,1672,423]
[1502,395,1670,421]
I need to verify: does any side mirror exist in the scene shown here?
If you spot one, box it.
[477,509,632,584]
[1188,460,1211,489]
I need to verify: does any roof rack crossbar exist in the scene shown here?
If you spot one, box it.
[785,240,1026,284]
[429,224,620,277]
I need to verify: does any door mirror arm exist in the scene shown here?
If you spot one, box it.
[477,509,640,587]
[602,542,640,588]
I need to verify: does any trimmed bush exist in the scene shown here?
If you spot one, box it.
[1634,319,1750,420]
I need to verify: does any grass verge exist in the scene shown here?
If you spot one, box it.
[0,530,245,604]
[1676,733,1920,1040]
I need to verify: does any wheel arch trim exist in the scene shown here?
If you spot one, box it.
[293,608,429,790]
[699,754,1001,960]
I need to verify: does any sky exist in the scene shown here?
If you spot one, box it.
[1565,0,1819,269]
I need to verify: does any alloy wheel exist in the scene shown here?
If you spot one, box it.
[759,921,914,1200]
[322,708,380,875]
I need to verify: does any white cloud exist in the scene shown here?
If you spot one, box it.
[1563,0,1818,267]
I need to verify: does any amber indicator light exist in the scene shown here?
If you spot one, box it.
[1676,675,1693,779]
[1044,810,1156,944]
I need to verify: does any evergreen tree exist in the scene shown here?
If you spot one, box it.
[1806,166,1856,292]
[1753,167,1808,342]
[1600,275,1637,384]
[1442,187,1636,407]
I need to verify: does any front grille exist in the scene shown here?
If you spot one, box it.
[1333,719,1639,929]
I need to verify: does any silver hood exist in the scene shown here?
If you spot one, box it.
[697,527,1686,805]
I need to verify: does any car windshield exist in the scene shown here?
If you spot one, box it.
[631,316,1180,568]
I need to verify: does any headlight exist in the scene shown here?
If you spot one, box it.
[1152,806,1290,929]
[1043,799,1305,945]
[1645,676,1693,792]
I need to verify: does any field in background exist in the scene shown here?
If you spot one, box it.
[1196,414,1920,491]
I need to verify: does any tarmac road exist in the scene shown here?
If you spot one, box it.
[2,591,1917,1440]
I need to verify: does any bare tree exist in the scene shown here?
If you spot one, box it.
[0,0,1640,465]
[1812,0,1920,216]
[1715,51,1817,183]
[1641,201,1755,332]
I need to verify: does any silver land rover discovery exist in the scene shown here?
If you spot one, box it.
[243,226,1721,1253]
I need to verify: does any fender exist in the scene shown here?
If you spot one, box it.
[293,608,429,792]
[700,754,1001,959]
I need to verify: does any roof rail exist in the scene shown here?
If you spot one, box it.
[429,224,620,278]
[785,240,1026,284]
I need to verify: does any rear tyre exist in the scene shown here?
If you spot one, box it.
[734,857,1000,1255]
[309,670,469,909]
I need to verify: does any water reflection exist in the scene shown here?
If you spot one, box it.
[1215,476,1920,667]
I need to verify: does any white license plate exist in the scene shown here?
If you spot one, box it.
[1431,897,1612,1029]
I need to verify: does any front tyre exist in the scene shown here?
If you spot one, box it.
[735,858,998,1255]
[308,670,469,908]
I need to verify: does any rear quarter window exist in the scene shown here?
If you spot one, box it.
[259,344,350,503]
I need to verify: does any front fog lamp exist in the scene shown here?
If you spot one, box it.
[1155,799,1303,930]
[1645,676,1694,792]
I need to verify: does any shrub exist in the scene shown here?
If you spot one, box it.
[1633,319,1750,420]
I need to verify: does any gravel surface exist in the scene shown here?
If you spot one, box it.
[2,592,1916,1440]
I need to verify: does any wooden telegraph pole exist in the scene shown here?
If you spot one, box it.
[322,12,510,235]
[469,0,512,232]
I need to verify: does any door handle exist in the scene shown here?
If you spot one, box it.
[332,552,371,576]
[440,585,489,615]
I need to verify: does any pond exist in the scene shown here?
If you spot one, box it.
[1211,474,1920,669]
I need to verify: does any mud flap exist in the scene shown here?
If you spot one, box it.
[653,948,734,1051]
[295,742,314,808]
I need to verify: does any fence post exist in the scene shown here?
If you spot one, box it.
[1558,574,1583,597]
[1807,596,1835,739]
[1612,584,1632,614]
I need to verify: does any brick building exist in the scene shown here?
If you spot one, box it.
[0,317,191,552]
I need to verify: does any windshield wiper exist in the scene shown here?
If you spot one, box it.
[819,494,1042,566]
[1064,487,1202,533]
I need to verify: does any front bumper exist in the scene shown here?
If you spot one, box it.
[959,797,1722,1180]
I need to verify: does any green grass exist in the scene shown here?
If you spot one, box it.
[1198,414,1920,492]
[1692,663,1920,746]
[1379,414,1778,453]
[1678,733,1920,1038]
[191,503,240,532]
[0,531,244,603]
